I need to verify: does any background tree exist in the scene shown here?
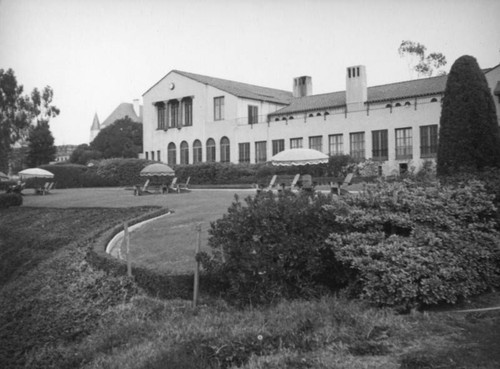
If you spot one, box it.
[0,69,32,173]
[398,40,447,78]
[25,86,60,167]
[437,55,500,176]
[90,117,143,158]
[69,143,102,165]
[26,121,57,167]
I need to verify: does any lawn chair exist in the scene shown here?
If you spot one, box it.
[278,174,300,192]
[167,177,178,193]
[256,174,277,193]
[45,182,54,194]
[36,182,51,195]
[330,173,354,195]
[177,177,190,193]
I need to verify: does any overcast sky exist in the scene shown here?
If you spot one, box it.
[1,0,499,145]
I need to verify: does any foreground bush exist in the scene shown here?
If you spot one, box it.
[199,191,349,305]
[0,193,22,208]
[202,179,500,309]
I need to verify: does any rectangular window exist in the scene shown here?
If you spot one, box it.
[239,142,250,163]
[290,137,303,149]
[372,130,388,161]
[255,141,267,163]
[248,105,258,124]
[272,139,284,156]
[157,150,161,162]
[395,128,413,159]
[214,96,224,121]
[145,152,149,160]
[350,132,365,160]
[420,125,438,158]
[308,136,323,152]
[168,101,179,128]
[183,98,193,126]
[151,151,155,161]
[157,103,166,129]
[328,134,343,156]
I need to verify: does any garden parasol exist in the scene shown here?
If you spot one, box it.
[270,148,329,166]
[18,168,54,180]
[140,163,175,177]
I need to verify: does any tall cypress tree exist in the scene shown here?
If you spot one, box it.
[437,55,500,176]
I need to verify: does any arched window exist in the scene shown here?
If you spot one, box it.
[180,141,189,165]
[281,117,287,121]
[275,117,280,122]
[430,98,438,103]
[316,112,322,116]
[324,111,330,116]
[206,138,216,162]
[386,104,392,108]
[167,142,176,167]
[395,103,401,107]
[289,116,294,120]
[404,101,411,107]
[193,139,202,164]
[308,113,314,118]
[220,136,230,163]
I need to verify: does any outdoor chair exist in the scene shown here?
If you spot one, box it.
[167,177,178,193]
[256,174,277,193]
[36,182,51,195]
[277,174,300,193]
[330,173,354,195]
[177,177,190,192]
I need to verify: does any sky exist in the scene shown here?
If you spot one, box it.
[1,0,499,146]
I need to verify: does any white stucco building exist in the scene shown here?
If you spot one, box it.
[141,64,500,175]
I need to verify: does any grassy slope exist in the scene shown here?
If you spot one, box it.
[0,207,499,369]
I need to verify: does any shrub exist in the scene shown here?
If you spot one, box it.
[325,179,500,310]
[199,191,349,305]
[0,193,22,208]
[95,158,152,186]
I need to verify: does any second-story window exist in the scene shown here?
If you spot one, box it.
[156,102,166,129]
[183,97,193,126]
[168,100,179,128]
[248,105,258,124]
[214,96,224,121]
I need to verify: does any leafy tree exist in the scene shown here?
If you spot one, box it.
[398,40,447,78]
[437,55,500,176]
[69,143,102,165]
[25,86,60,167]
[90,117,142,158]
[0,69,32,173]
[26,121,57,167]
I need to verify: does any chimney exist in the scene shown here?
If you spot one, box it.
[293,76,312,98]
[345,65,367,106]
[133,98,141,118]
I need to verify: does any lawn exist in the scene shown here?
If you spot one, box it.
[2,188,499,368]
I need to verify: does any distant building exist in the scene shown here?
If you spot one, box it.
[141,64,500,175]
[90,99,143,142]
[54,145,78,163]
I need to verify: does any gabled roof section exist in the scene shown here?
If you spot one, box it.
[270,74,449,116]
[90,113,100,130]
[145,70,293,105]
[494,81,500,96]
[101,103,142,128]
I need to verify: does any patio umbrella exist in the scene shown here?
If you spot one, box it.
[0,171,8,181]
[140,163,175,177]
[270,148,329,166]
[18,168,54,180]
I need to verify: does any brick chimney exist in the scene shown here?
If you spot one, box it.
[293,76,312,98]
[345,65,367,106]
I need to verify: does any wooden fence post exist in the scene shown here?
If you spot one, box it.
[192,223,202,308]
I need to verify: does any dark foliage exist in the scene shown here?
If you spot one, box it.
[437,55,500,176]
[27,121,57,167]
[0,193,22,208]
[69,143,102,165]
[90,117,143,158]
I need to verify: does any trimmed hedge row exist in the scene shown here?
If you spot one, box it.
[85,207,196,300]
[0,193,23,208]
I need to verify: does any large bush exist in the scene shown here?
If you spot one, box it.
[437,55,500,176]
[0,193,22,208]
[201,178,500,309]
[199,191,348,305]
[325,179,500,310]
[95,158,152,186]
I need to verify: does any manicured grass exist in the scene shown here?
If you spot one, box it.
[1,202,500,369]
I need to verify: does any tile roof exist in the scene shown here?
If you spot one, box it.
[270,74,449,116]
[101,103,143,128]
[173,70,293,105]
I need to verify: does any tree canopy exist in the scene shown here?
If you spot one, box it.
[398,40,447,78]
[437,55,500,176]
[0,69,32,172]
[27,121,57,167]
[69,143,102,165]
[90,117,142,159]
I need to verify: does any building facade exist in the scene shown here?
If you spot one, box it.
[142,65,500,175]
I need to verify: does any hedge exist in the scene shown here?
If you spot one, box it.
[0,193,23,208]
[85,207,199,300]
